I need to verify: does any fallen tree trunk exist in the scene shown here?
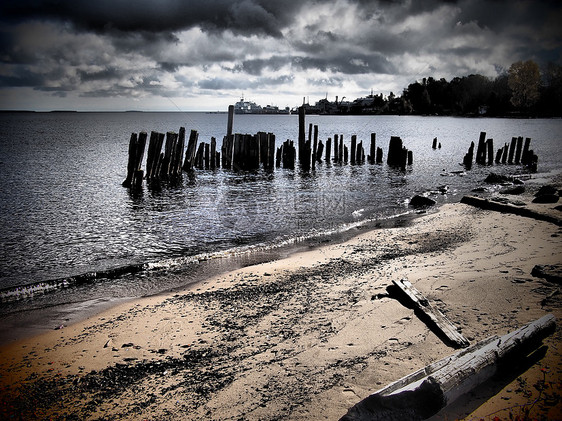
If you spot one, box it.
[340,314,556,421]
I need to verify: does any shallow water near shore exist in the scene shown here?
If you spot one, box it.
[0,112,561,343]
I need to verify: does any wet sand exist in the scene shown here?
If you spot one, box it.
[1,193,561,420]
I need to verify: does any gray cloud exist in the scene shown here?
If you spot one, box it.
[0,0,560,110]
[0,0,304,38]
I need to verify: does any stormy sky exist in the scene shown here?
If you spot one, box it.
[1,0,561,111]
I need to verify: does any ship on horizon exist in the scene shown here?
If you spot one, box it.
[234,97,290,114]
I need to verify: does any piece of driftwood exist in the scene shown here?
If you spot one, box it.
[461,195,562,226]
[340,314,556,421]
[392,279,469,348]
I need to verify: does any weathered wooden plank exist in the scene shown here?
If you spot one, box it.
[392,279,469,348]
[340,314,556,421]
[461,195,562,226]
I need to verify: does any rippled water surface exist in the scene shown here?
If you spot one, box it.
[1,112,561,318]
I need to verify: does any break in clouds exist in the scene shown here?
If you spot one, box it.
[0,0,561,110]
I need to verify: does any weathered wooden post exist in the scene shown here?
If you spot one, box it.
[195,142,203,170]
[204,143,210,169]
[350,135,357,165]
[514,136,523,164]
[325,138,332,163]
[508,137,516,164]
[159,131,178,179]
[333,134,339,163]
[267,133,275,169]
[475,132,486,164]
[134,132,147,186]
[463,141,474,169]
[432,137,438,149]
[356,140,364,164]
[250,134,260,170]
[232,133,242,170]
[407,150,413,166]
[387,136,403,166]
[145,131,156,180]
[123,131,147,188]
[298,106,305,164]
[486,138,493,165]
[316,140,324,162]
[146,131,163,180]
[210,137,217,169]
[339,134,344,163]
[312,125,318,169]
[400,147,408,170]
[376,146,383,164]
[529,151,538,172]
[501,143,509,164]
[369,133,376,164]
[521,137,531,165]
[495,148,503,164]
[344,145,349,163]
[173,127,186,177]
[183,129,198,171]
[227,105,234,140]
[123,133,139,187]
[276,145,282,168]
[282,139,295,169]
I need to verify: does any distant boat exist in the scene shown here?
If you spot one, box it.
[234,97,290,114]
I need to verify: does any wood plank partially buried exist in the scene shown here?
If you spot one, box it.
[392,279,470,348]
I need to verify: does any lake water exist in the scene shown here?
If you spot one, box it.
[1,112,561,341]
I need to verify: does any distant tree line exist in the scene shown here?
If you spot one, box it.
[344,60,562,117]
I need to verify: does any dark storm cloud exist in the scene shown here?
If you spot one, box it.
[0,0,561,109]
[0,0,305,38]
[293,55,395,75]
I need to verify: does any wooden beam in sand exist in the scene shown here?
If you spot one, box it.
[461,195,562,226]
[392,279,470,348]
[340,314,556,421]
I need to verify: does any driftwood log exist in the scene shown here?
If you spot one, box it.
[392,279,469,348]
[340,314,556,421]
[460,195,562,226]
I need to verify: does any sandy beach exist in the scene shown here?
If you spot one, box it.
[1,185,561,420]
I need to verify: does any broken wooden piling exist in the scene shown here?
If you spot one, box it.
[325,138,332,163]
[182,129,199,171]
[508,136,517,164]
[387,136,411,169]
[368,133,376,164]
[350,135,357,165]
[145,131,164,180]
[475,131,486,165]
[486,138,493,165]
[463,141,474,169]
[123,131,147,188]
[387,136,403,167]
[316,139,324,163]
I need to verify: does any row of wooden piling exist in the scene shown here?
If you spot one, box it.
[126,104,549,191]
[123,126,409,188]
[463,131,538,171]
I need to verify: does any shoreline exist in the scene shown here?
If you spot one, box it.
[0,208,423,347]
[1,192,561,419]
